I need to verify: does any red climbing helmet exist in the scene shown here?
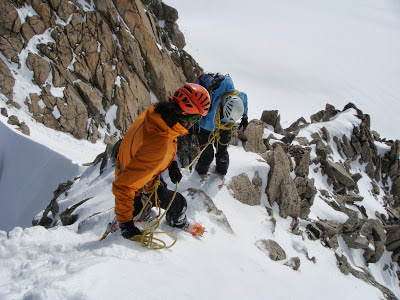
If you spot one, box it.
[172,83,211,116]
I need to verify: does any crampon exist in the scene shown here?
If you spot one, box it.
[184,221,206,236]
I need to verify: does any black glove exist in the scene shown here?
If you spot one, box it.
[239,116,248,130]
[119,220,141,239]
[168,161,182,184]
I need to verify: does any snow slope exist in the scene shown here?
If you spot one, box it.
[1,0,400,298]
[0,97,106,232]
[1,108,399,299]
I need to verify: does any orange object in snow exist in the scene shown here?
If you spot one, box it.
[185,221,206,236]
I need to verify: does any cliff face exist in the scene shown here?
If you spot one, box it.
[0,0,202,143]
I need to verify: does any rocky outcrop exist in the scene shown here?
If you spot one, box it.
[256,239,287,261]
[265,143,301,218]
[229,172,262,206]
[260,110,284,134]
[237,119,267,153]
[0,0,202,143]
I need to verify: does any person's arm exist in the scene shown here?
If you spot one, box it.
[238,92,249,130]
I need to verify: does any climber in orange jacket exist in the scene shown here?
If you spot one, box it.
[113,83,211,239]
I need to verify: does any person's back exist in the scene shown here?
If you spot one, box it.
[194,73,249,179]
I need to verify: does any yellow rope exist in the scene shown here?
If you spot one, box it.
[212,104,234,152]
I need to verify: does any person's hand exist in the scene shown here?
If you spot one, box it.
[168,161,182,184]
[119,220,141,239]
[239,116,248,130]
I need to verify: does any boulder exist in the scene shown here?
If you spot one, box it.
[26,53,51,86]
[310,104,339,123]
[7,115,20,126]
[229,172,262,206]
[260,110,284,134]
[256,239,287,261]
[288,145,311,177]
[266,143,301,218]
[284,257,301,271]
[326,161,355,188]
[237,119,267,153]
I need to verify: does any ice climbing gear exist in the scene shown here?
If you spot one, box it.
[184,221,206,236]
[99,216,119,241]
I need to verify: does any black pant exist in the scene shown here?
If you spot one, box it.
[133,177,187,228]
[195,128,230,176]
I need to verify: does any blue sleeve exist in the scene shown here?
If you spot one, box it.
[199,76,236,131]
[238,92,248,116]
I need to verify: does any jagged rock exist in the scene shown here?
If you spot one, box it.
[325,161,355,188]
[295,177,317,218]
[310,104,339,123]
[7,115,20,126]
[187,188,233,233]
[342,231,370,249]
[371,181,380,195]
[18,122,30,136]
[0,0,23,63]
[229,172,262,206]
[74,81,103,116]
[260,110,284,134]
[0,58,15,102]
[335,254,397,299]
[288,145,311,177]
[386,225,400,264]
[320,126,331,142]
[364,241,385,264]
[237,119,267,153]
[306,223,323,240]
[33,179,77,227]
[256,239,287,261]
[1,0,199,143]
[57,84,89,139]
[290,218,301,235]
[336,193,364,204]
[285,117,308,133]
[284,257,301,271]
[1,107,8,117]
[266,143,301,218]
[280,132,296,144]
[26,53,51,86]
[342,219,386,263]
[307,220,342,249]
[59,198,92,226]
[340,134,356,159]
[316,220,342,237]
[307,220,341,249]
[293,136,309,146]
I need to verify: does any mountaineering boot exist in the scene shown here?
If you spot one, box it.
[183,220,206,236]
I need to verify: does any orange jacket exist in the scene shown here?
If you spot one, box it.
[112,104,188,223]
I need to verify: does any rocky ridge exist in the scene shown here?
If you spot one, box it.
[1,0,201,144]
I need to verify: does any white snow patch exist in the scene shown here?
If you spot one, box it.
[16,4,38,25]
